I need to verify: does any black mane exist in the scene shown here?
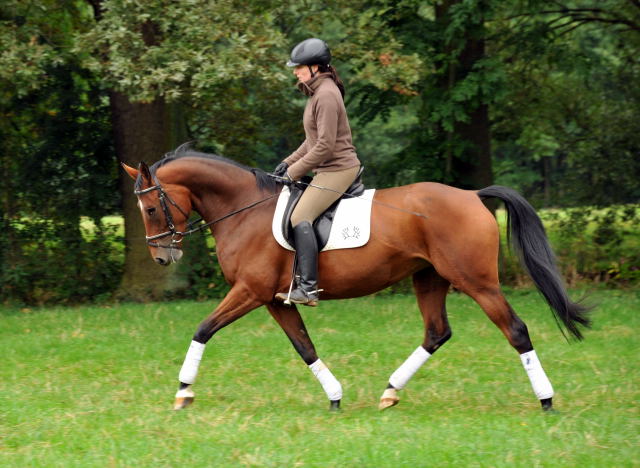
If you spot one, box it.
[148,142,279,193]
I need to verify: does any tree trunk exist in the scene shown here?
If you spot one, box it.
[436,0,493,192]
[110,92,188,300]
[451,18,493,191]
[542,156,552,204]
[87,1,190,300]
[453,103,493,190]
[434,0,494,217]
[0,153,15,299]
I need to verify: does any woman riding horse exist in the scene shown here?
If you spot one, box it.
[273,38,361,307]
[121,41,591,414]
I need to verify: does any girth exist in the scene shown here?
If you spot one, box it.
[281,167,365,251]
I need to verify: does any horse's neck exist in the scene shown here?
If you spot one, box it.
[159,158,259,222]
[159,159,275,279]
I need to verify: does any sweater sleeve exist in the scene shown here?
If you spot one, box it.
[283,140,308,166]
[287,92,339,180]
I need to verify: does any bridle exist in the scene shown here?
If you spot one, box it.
[134,173,277,250]
[134,173,191,249]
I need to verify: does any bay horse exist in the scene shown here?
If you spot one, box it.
[122,146,590,412]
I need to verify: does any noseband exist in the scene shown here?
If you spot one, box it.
[134,174,193,249]
[134,173,277,249]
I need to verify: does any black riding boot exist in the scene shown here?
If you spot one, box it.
[276,221,319,306]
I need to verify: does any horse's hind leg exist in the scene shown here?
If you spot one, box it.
[267,302,342,411]
[467,287,555,411]
[379,268,452,410]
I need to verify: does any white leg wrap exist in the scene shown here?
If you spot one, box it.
[175,387,195,399]
[178,340,206,385]
[309,359,343,401]
[520,350,554,400]
[389,346,432,390]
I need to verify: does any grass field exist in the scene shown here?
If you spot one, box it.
[1,289,638,467]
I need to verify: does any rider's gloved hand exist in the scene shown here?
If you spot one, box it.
[273,162,288,177]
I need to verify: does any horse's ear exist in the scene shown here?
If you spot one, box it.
[138,162,153,186]
[121,162,139,180]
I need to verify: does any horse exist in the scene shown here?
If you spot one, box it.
[122,146,590,412]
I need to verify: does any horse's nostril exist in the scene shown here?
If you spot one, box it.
[155,257,167,265]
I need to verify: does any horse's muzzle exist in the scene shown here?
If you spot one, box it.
[154,248,183,265]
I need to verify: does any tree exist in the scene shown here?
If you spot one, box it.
[0,0,423,303]
[2,0,637,303]
[76,0,291,299]
[434,0,494,190]
[340,1,504,192]
[491,0,640,205]
[343,0,639,206]
[0,1,121,303]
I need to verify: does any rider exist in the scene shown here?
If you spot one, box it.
[273,38,361,307]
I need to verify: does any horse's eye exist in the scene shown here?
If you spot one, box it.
[147,207,156,216]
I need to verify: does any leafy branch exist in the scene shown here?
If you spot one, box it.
[540,2,640,34]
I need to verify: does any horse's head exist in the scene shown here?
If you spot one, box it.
[122,161,192,265]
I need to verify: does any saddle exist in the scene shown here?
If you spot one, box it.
[282,167,365,251]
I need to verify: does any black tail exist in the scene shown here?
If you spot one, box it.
[478,185,591,340]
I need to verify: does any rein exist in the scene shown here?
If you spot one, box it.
[135,174,278,249]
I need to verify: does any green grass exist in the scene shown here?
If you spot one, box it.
[1,290,638,467]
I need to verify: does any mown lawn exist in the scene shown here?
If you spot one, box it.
[1,289,638,467]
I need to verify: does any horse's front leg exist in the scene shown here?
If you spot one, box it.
[267,302,342,411]
[174,284,262,410]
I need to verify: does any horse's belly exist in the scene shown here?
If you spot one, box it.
[318,247,428,299]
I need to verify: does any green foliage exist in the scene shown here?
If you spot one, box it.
[0,60,118,305]
[347,0,509,187]
[337,2,423,93]
[3,219,122,305]
[187,77,303,167]
[348,0,640,200]
[499,205,640,287]
[545,205,640,285]
[75,0,287,103]
[491,0,640,205]
[0,0,76,101]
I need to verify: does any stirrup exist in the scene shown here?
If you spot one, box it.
[288,288,320,306]
[275,287,321,307]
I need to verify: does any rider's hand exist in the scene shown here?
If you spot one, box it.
[273,162,288,177]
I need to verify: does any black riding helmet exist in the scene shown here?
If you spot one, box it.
[286,38,331,67]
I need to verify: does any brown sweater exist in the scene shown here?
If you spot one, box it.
[284,74,360,180]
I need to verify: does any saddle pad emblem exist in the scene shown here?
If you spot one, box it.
[272,186,376,252]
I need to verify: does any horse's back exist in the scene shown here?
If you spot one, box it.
[373,181,497,235]
[369,182,500,286]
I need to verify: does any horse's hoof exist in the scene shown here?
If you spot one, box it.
[379,388,399,410]
[173,396,194,410]
[174,387,195,410]
[330,400,341,411]
[379,397,399,410]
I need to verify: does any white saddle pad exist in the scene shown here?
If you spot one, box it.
[272,186,376,252]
